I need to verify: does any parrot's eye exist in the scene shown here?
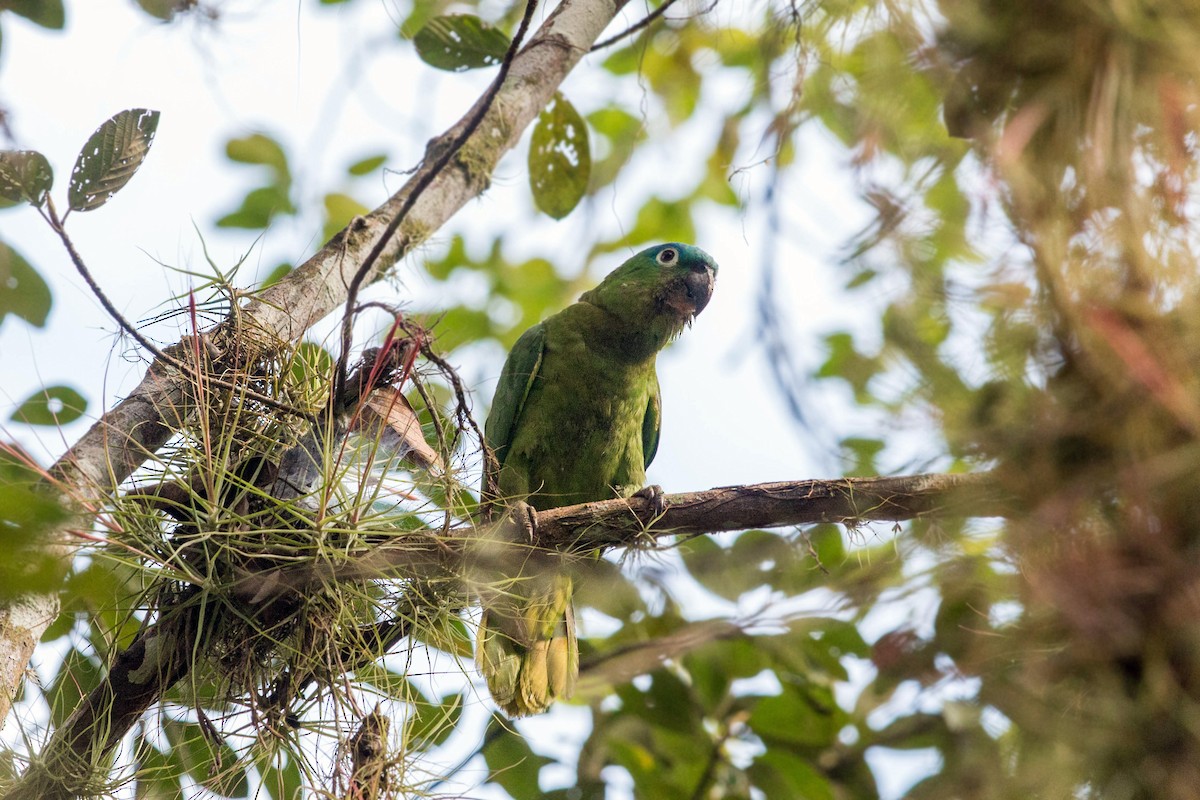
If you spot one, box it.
[656,247,678,266]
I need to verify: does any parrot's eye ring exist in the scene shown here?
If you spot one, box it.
[656,247,678,265]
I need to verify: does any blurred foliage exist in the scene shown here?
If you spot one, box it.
[412,13,510,72]
[216,132,297,229]
[0,446,70,600]
[9,384,86,425]
[0,240,50,328]
[5,0,1200,799]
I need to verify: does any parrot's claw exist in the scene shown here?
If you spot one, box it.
[512,500,539,544]
[634,484,668,517]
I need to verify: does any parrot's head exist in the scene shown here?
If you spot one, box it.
[584,243,718,342]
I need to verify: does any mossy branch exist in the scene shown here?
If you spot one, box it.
[233,471,1007,602]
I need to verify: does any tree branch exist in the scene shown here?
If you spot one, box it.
[233,471,1008,602]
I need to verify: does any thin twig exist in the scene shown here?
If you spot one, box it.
[591,0,684,51]
[334,0,543,401]
[418,339,494,506]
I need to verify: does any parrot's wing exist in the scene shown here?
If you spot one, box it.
[642,374,662,469]
[484,322,547,478]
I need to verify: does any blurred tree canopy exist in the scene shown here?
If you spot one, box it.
[4,0,1200,798]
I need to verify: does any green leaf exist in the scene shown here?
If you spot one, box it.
[816,331,881,403]
[257,752,303,800]
[398,0,444,39]
[134,0,188,21]
[680,530,799,601]
[748,684,841,748]
[164,720,248,798]
[225,133,290,174]
[47,649,103,726]
[322,191,370,242]
[628,670,702,732]
[604,196,695,251]
[354,663,423,701]
[216,185,294,229]
[573,557,647,620]
[596,708,710,799]
[0,240,52,327]
[840,436,885,476]
[747,750,835,800]
[413,14,510,72]
[58,562,142,654]
[217,134,294,229]
[347,153,387,176]
[0,150,53,206]
[404,692,463,749]
[601,43,641,76]
[0,450,69,601]
[529,93,591,219]
[421,305,491,353]
[133,733,182,799]
[802,524,847,581]
[685,636,768,712]
[0,0,64,28]
[586,106,644,191]
[481,715,553,799]
[410,613,474,658]
[260,261,292,288]
[68,109,160,211]
[288,341,334,396]
[11,385,86,425]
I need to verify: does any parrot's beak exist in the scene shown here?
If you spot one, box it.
[683,264,716,315]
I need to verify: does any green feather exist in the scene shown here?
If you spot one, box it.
[476,243,717,716]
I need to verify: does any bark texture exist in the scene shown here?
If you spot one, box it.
[232,471,1008,601]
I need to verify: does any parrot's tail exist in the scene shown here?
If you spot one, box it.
[476,577,578,717]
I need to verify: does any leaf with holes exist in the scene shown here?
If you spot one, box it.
[529,93,590,219]
[0,150,53,206]
[413,14,510,72]
[68,109,160,212]
[11,385,86,426]
[0,241,51,328]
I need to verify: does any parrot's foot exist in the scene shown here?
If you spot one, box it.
[512,499,539,543]
[634,484,668,517]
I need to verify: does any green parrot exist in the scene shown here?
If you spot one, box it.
[476,242,718,716]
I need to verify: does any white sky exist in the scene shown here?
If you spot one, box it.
[0,1,942,797]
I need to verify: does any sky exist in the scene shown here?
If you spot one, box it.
[0,1,939,796]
